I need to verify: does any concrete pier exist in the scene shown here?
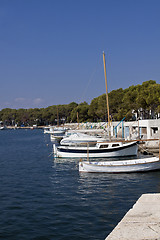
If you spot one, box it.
[105,193,160,240]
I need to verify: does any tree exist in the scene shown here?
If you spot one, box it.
[70,102,89,122]
[0,80,160,124]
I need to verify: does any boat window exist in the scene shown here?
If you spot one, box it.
[99,144,108,148]
[112,144,120,147]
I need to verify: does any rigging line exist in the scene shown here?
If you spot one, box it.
[48,152,53,157]
[79,54,102,103]
[138,143,155,156]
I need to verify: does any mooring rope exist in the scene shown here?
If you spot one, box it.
[137,142,155,156]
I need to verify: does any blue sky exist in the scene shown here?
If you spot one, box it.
[0,0,160,109]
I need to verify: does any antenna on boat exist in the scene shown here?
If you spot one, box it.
[103,51,111,136]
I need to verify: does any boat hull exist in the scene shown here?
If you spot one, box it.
[79,157,160,173]
[54,142,138,158]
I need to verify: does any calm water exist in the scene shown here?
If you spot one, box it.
[0,129,160,240]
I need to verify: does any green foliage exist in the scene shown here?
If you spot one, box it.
[88,94,107,121]
[0,80,160,125]
[70,102,89,122]
[87,80,160,121]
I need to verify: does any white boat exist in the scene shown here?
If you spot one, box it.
[50,127,67,142]
[60,132,105,145]
[0,121,5,130]
[44,126,54,134]
[79,156,160,173]
[53,141,138,158]
[53,52,138,158]
[44,126,67,141]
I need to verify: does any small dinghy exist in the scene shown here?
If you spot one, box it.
[79,156,160,173]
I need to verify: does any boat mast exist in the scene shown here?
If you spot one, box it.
[77,112,79,129]
[103,51,110,126]
[57,106,59,127]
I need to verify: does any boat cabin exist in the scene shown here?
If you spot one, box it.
[97,142,122,149]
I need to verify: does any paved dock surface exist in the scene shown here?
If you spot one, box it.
[105,193,160,240]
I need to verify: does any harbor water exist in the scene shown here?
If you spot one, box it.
[0,129,160,240]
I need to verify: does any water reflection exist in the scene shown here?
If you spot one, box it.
[49,156,160,239]
[52,156,160,197]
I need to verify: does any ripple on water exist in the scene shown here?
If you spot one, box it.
[0,130,160,240]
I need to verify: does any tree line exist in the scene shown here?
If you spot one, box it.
[0,80,160,126]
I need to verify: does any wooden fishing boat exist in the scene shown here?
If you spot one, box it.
[53,140,138,158]
[79,156,160,173]
[77,52,160,173]
[53,51,139,158]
